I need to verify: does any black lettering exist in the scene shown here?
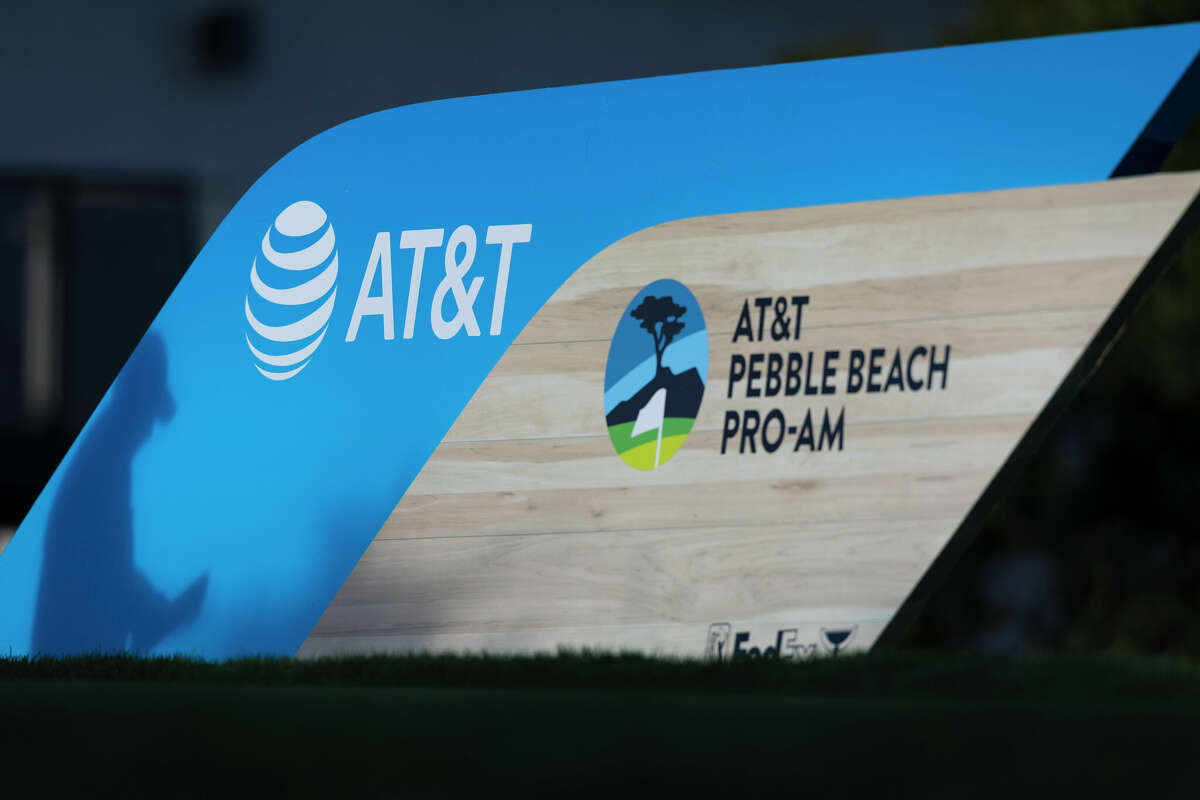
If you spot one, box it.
[762,409,785,453]
[822,350,839,395]
[769,629,786,659]
[732,300,754,342]
[785,352,803,396]
[884,349,905,392]
[746,353,764,398]
[929,344,950,389]
[820,407,845,451]
[765,352,783,396]
[794,409,815,451]
[790,295,809,339]
[753,297,772,341]
[733,631,750,657]
[803,350,818,395]
[906,346,927,391]
[740,409,760,453]
[771,297,790,341]
[847,349,865,394]
[867,347,885,393]
[728,354,746,398]
[721,410,740,454]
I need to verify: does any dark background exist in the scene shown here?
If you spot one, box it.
[2,0,1199,656]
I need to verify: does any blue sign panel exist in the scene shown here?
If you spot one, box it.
[2,25,1198,658]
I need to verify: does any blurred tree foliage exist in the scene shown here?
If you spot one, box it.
[942,0,1200,43]
[919,0,1200,656]
[779,1,1200,655]
[773,26,881,63]
[913,215,1200,655]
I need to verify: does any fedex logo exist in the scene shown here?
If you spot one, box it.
[704,623,816,661]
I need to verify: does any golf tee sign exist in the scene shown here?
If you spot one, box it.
[2,26,1199,659]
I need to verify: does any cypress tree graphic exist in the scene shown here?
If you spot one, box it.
[606,287,706,470]
[630,295,686,374]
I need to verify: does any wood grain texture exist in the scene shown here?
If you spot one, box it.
[300,173,1200,659]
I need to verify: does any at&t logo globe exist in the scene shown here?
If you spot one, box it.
[244,201,338,380]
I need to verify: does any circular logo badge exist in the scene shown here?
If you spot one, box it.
[603,279,707,470]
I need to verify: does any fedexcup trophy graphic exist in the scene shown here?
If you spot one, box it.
[820,626,857,656]
[604,279,707,470]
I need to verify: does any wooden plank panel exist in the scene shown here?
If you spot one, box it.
[302,173,1200,658]
[299,616,896,659]
[446,308,1102,442]
[386,469,990,540]
[517,173,1197,344]
[517,260,1137,346]
[306,517,955,639]
[408,416,1024,501]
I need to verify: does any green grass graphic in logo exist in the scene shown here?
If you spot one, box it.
[603,279,707,470]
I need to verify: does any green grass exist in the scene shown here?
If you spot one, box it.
[6,651,1200,796]
[606,417,696,453]
[3,648,1200,701]
[607,417,695,468]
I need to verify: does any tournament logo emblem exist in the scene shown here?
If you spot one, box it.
[244,200,338,380]
[604,279,707,470]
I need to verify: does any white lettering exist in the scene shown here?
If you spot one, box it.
[345,232,394,341]
[346,223,531,342]
[430,225,482,339]
[398,228,444,339]
[484,224,531,336]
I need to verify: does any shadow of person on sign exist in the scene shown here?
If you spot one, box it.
[32,332,207,655]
